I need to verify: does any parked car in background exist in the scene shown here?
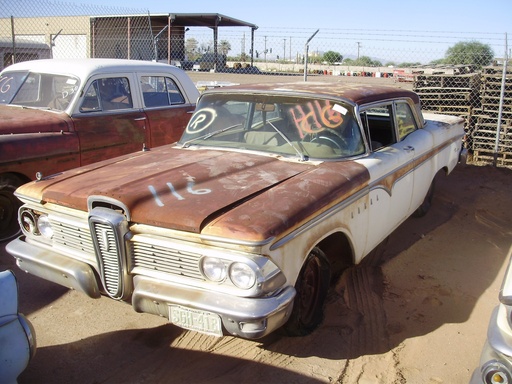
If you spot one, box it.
[471,247,512,384]
[7,83,465,339]
[0,58,199,241]
[0,269,36,384]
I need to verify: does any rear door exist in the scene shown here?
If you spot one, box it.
[139,73,196,147]
[394,101,434,212]
[357,103,415,255]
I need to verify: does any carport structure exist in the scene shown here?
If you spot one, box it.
[91,13,258,70]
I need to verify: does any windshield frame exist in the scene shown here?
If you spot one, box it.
[178,92,366,161]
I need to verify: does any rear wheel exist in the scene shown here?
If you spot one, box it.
[283,247,331,336]
[0,174,24,242]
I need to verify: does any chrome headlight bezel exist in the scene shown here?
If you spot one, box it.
[19,208,53,240]
[199,253,285,297]
[481,360,512,384]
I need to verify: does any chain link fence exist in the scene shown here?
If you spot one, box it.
[1,0,510,167]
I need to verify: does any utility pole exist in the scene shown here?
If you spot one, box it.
[356,41,361,59]
[304,29,319,81]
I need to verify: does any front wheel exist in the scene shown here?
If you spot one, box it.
[0,174,24,242]
[413,178,435,217]
[282,247,331,336]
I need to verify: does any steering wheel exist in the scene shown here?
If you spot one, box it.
[305,129,347,151]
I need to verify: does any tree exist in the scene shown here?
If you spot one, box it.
[185,38,199,60]
[219,40,232,55]
[355,56,381,67]
[399,61,422,67]
[444,41,494,68]
[323,51,343,64]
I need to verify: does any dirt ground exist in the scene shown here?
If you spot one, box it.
[1,162,511,384]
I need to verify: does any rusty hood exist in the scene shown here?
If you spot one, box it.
[18,145,370,243]
[0,105,71,134]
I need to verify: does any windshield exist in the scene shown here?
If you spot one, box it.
[179,93,365,160]
[0,70,80,111]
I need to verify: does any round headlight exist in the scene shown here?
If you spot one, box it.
[37,215,53,238]
[201,257,227,282]
[20,210,37,234]
[229,262,256,289]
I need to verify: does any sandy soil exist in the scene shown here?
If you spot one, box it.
[1,163,511,384]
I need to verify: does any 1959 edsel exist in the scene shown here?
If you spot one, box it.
[7,83,466,339]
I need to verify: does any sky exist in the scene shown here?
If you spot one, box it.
[8,0,512,64]
[63,0,510,35]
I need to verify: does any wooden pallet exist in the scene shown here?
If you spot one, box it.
[473,148,512,166]
[415,73,481,89]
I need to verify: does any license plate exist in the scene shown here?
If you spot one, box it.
[169,305,223,337]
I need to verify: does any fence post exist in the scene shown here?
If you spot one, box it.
[494,33,508,166]
[10,16,16,65]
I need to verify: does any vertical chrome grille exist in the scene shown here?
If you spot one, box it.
[89,207,130,300]
[91,222,121,297]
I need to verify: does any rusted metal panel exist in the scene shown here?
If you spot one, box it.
[207,82,422,108]
[20,146,369,242]
[202,160,370,242]
[0,132,80,177]
[0,105,72,135]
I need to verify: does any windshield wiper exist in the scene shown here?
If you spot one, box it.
[180,123,242,148]
[267,121,308,161]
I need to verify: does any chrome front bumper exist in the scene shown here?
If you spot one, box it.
[6,237,295,339]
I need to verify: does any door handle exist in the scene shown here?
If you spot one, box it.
[133,117,147,121]
[403,145,414,152]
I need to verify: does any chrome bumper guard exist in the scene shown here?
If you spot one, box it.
[6,237,101,298]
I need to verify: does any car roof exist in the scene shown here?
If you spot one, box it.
[1,58,185,80]
[204,82,421,107]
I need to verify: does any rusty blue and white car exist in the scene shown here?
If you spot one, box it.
[0,269,36,384]
[7,83,465,339]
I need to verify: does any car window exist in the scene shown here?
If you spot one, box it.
[1,71,79,110]
[360,104,396,151]
[141,76,185,107]
[0,71,28,103]
[80,77,133,112]
[180,94,365,160]
[395,102,418,140]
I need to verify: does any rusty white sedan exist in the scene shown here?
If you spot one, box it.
[7,83,465,339]
[0,58,199,241]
